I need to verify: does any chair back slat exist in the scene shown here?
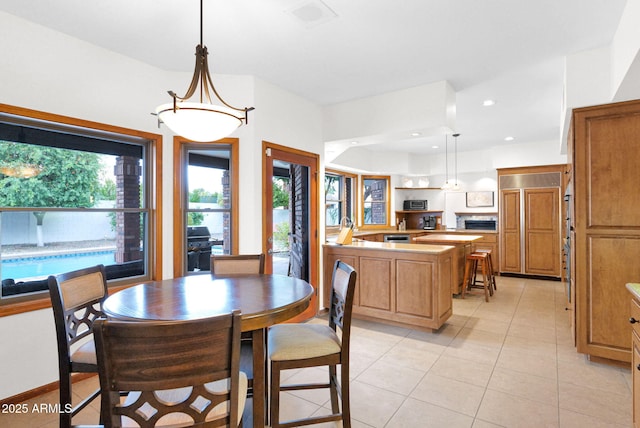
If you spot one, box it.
[59,271,107,310]
[211,254,265,275]
[48,265,109,347]
[329,261,357,338]
[94,310,243,428]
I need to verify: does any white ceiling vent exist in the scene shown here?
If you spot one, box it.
[286,0,338,28]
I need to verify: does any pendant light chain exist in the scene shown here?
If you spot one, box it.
[454,133,459,188]
[154,0,254,142]
[442,134,450,190]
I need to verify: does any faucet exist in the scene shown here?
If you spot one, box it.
[340,217,352,229]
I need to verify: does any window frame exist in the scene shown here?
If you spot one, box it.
[324,168,356,233]
[359,175,391,229]
[173,137,239,277]
[0,103,163,317]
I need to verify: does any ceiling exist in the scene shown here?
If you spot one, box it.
[0,0,630,155]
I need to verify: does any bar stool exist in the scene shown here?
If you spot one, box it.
[462,252,492,302]
[473,248,497,292]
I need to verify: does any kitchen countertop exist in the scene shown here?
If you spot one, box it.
[351,228,497,236]
[324,240,454,254]
[352,229,425,236]
[626,283,640,300]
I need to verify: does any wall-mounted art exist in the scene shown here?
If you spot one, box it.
[466,191,494,207]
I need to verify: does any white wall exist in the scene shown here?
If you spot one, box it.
[323,80,456,143]
[612,0,640,99]
[559,0,640,151]
[0,12,173,399]
[332,139,566,178]
[0,11,323,400]
[0,2,623,399]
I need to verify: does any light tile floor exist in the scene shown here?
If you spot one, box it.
[1,276,632,427]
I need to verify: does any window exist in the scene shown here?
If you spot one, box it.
[324,169,356,230]
[0,106,161,307]
[361,175,390,227]
[173,138,238,277]
[185,146,234,273]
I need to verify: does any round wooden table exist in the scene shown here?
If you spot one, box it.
[103,273,314,428]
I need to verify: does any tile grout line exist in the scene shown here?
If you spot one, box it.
[468,276,525,425]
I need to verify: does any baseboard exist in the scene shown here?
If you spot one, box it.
[499,272,562,281]
[0,373,96,406]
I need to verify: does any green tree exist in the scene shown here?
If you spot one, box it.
[273,221,290,251]
[273,177,290,208]
[0,141,102,246]
[97,178,116,201]
[188,212,204,225]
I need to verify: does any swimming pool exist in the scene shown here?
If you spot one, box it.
[1,251,116,281]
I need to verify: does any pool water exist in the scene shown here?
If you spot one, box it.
[1,251,116,281]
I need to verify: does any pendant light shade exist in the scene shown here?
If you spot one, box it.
[154,0,254,142]
[155,102,243,143]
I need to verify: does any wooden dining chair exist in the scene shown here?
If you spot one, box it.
[210,253,265,276]
[268,260,357,428]
[211,253,266,396]
[47,264,108,428]
[93,310,247,427]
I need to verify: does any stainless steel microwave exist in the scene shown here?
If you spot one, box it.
[403,200,428,210]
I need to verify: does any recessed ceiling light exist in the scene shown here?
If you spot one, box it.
[504,136,514,141]
[483,99,496,107]
[411,132,421,137]
[432,145,439,149]
[350,141,359,145]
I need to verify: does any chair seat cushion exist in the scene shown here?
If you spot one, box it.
[71,339,97,365]
[268,324,341,361]
[121,372,248,427]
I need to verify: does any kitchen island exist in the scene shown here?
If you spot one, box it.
[356,228,499,274]
[414,234,483,294]
[323,240,454,331]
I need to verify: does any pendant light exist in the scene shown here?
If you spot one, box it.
[451,133,461,191]
[154,0,254,142]
[441,134,452,190]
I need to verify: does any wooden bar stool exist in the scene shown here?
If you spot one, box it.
[462,252,491,302]
[473,248,497,292]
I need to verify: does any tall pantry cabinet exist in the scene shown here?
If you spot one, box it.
[569,99,640,363]
[498,165,564,279]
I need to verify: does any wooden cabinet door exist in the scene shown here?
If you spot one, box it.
[634,331,640,428]
[572,100,640,362]
[524,188,560,276]
[500,189,521,273]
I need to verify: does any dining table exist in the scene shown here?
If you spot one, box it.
[102,273,315,428]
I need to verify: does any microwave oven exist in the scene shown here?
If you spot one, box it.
[403,200,428,210]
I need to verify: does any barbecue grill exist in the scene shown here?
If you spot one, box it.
[187,226,213,271]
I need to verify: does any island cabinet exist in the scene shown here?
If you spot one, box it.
[413,234,483,294]
[571,100,640,364]
[627,283,640,427]
[323,241,454,331]
[419,229,499,275]
[358,233,383,242]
